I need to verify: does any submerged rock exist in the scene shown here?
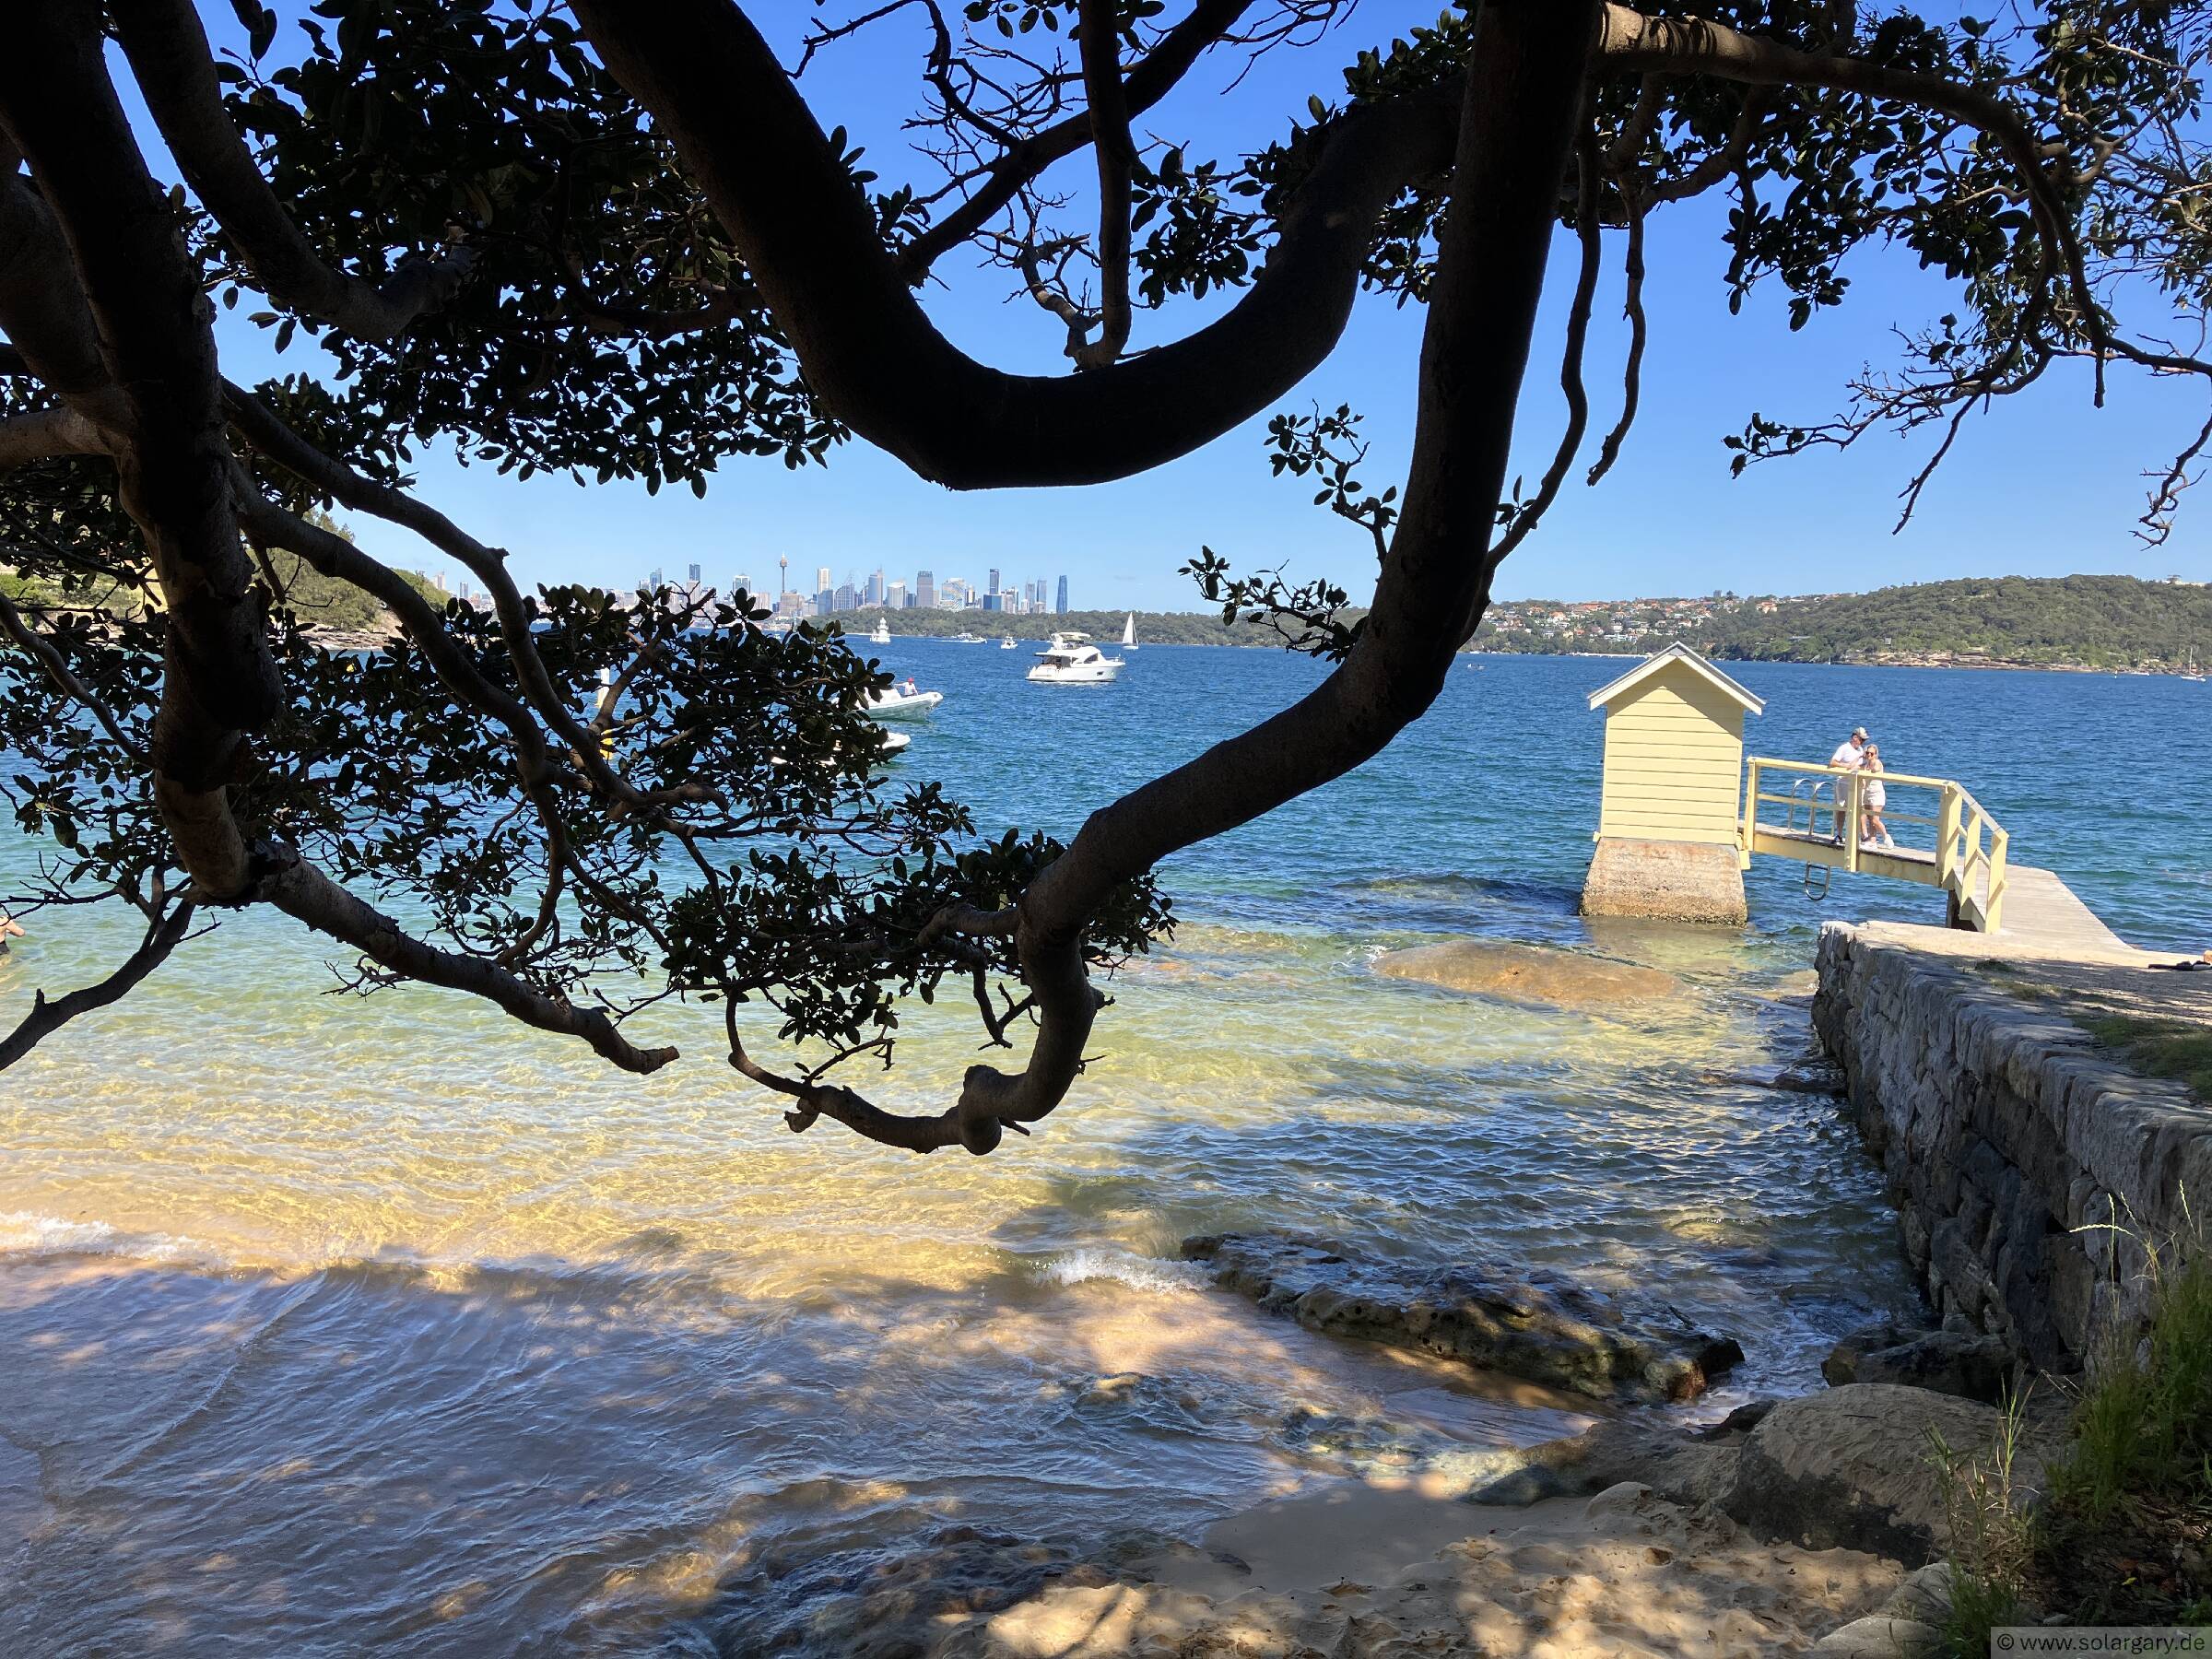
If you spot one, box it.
[1371,938,1681,1008]
[1181,1231,1742,1402]
[1725,1383,2032,1566]
[1824,1323,2015,1404]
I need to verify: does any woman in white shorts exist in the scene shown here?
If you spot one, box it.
[1860,745,1893,848]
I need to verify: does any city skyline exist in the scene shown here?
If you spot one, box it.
[663,561,1081,619]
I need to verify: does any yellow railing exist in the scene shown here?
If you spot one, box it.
[1741,758,2009,932]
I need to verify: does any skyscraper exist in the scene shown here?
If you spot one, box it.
[886,581,907,609]
[688,562,701,585]
[648,566,663,591]
[1056,575,1068,614]
[915,570,935,609]
[817,565,832,595]
[987,569,1000,598]
[866,569,884,606]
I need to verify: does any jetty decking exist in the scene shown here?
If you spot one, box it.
[1739,757,2150,959]
[1743,756,2017,932]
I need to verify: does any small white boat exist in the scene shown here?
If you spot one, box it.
[1000,635,1017,650]
[1121,614,1140,652]
[1027,631,1124,684]
[773,726,909,769]
[865,683,944,719]
[869,617,890,645]
[948,631,986,644]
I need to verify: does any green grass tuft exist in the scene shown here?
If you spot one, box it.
[2056,1252,2212,1521]
[2075,1013,2212,1105]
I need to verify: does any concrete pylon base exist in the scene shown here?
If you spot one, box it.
[1581,836,1747,926]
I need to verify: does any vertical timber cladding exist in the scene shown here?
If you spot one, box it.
[1582,644,1764,924]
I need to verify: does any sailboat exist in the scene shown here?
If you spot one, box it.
[869,616,890,645]
[2183,645,2206,682]
[1121,614,1139,652]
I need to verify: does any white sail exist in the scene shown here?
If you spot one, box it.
[1121,613,1138,650]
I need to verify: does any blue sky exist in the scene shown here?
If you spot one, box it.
[147,4,2212,607]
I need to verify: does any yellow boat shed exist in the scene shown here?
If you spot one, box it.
[1582,642,1763,924]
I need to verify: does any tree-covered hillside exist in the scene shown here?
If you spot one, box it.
[1699,576,2212,670]
[1465,575,2212,671]
[855,577,2212,672]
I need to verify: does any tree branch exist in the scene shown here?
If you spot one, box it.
[0,403,111,468]
[570,0,1457,488]
[0,0,279,900]
[0,582,142,753]
[0,898,196,1072]
[895,0,1259,278]
[770,0,1604,1153]
[1587,181,1646,486]
[1071,0,1135,369]
[1492,113,1603,561]
[256,851,676,1074]
[222,383,713,812]
[107,0,473,341]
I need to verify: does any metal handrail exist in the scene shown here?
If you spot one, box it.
[1742,756,2009,933]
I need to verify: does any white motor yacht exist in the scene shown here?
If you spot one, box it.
[1027,632,1124,684]
[1000,635,1017,650]
[947,630,986,644]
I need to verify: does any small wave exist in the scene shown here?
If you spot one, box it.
[1032,1249,1210,1296]
[0,1209,211,1265]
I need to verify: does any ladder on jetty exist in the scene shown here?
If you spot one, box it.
[1740,758,2010,933]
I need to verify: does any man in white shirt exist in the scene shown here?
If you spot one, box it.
[1823,728,1869,842]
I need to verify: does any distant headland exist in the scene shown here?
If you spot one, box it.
[847,573,2212,676]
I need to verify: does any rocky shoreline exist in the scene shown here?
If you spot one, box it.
[730,1225,2053,1657]
[789,1349,2035,1658]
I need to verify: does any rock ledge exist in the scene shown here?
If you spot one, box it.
[1181,1230,1741,1402]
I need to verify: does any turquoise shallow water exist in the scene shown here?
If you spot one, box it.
[0,646,2205,1654]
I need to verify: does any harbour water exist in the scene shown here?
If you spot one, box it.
[2,647,2206,1654]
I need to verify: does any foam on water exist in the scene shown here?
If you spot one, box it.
[0,1208,211,1265]
[1033,1248,1213,1295]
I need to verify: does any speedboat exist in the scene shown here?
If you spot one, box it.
[1027,632,1124,684]
[869,617,890,645]
[865,682,944,719]
[948,631,986,644]
[999,635,1016,650]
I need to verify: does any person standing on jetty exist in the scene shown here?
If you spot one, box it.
[1824,727,1870,842]
[1859,745,1895,848]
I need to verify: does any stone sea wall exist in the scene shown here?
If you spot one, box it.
[1812,923,2208,1371]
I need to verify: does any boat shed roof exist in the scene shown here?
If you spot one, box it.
[1584,641,1765,715]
